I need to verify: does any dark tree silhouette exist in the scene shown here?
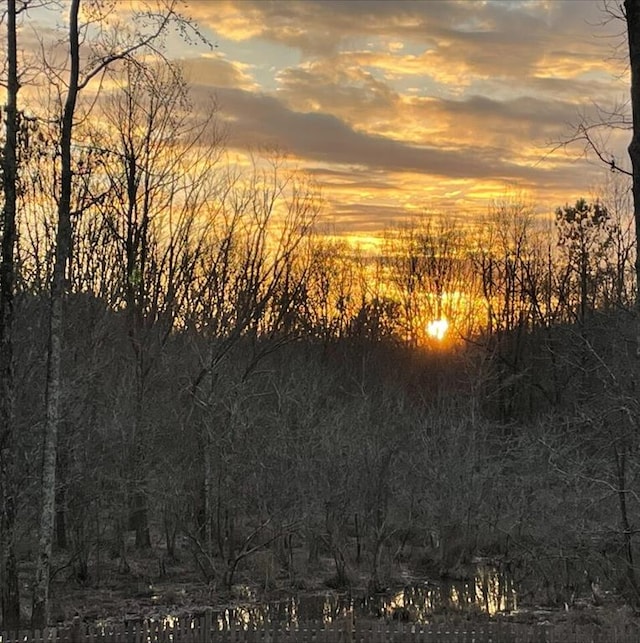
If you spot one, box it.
[0,0,21,629]
[625,0,640,353]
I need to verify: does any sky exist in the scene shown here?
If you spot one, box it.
[17,0,634,240]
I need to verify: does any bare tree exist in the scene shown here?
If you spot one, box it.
[595,173,636,308]
[471,198,558,419]
[561,2,640,350]
[185,154,318,585]
[625,0,640,352]
[92,58,223,552]
[0,0,55,627]
[0,0,21,629]
[32,0,207,627]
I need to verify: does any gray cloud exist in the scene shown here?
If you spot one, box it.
[421,94,607,142]
[179,55,256,91]
[209,86,571,184]
[305,167,397,191]
[181,0,627,232]
[197,0,620,75]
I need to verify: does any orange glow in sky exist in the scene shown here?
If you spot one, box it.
[13,0,633,237]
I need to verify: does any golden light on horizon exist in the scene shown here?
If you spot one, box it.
[426,318,449,341]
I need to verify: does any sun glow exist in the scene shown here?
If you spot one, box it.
[426,318,449,341]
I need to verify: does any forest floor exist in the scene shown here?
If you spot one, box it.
[33,544,640,636]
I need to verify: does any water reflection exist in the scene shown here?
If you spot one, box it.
[369,566,517,622]
[212,598,299,630]
[208,565,515,629]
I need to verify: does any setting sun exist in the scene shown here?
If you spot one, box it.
[426,318,449,341]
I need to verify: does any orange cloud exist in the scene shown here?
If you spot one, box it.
[8,0,631,239]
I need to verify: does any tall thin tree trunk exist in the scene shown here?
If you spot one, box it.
[32,0,81,628]
[129,329,150,550]
[132,438,151,549]
[614,446,640,602]
[203,428,212,557]
[0,0,21,629]
[625,0,640,355]
[124,140,151,550]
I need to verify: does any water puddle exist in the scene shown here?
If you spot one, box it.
[209,565,516,628]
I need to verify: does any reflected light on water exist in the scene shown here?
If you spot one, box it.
[475,566,517,615]
[375,566,516,622]
[152,567,516,632]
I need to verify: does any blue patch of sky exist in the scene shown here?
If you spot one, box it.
[20,1,66,37]
[350,34,430,58]
[211,36,302,91]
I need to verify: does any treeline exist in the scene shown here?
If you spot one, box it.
[8,290,640,618]
[2,0,640,631]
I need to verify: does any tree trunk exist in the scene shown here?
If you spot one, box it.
[32,262,64,629]
[133,495,151,549]
[0,0,21,629]
[55,453,67,550]
[614,446,640,603]
[55,494,67,551]
[127,266,151,551]
[369,533,384,593]
[132,439,151,550]
[625,0,640,355]
[0,469,19,630]
[203,428,212,557]
[32,0,80,628]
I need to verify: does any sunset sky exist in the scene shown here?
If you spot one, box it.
[21,0,634,239]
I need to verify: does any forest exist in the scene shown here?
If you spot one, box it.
[2,0,640,634]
